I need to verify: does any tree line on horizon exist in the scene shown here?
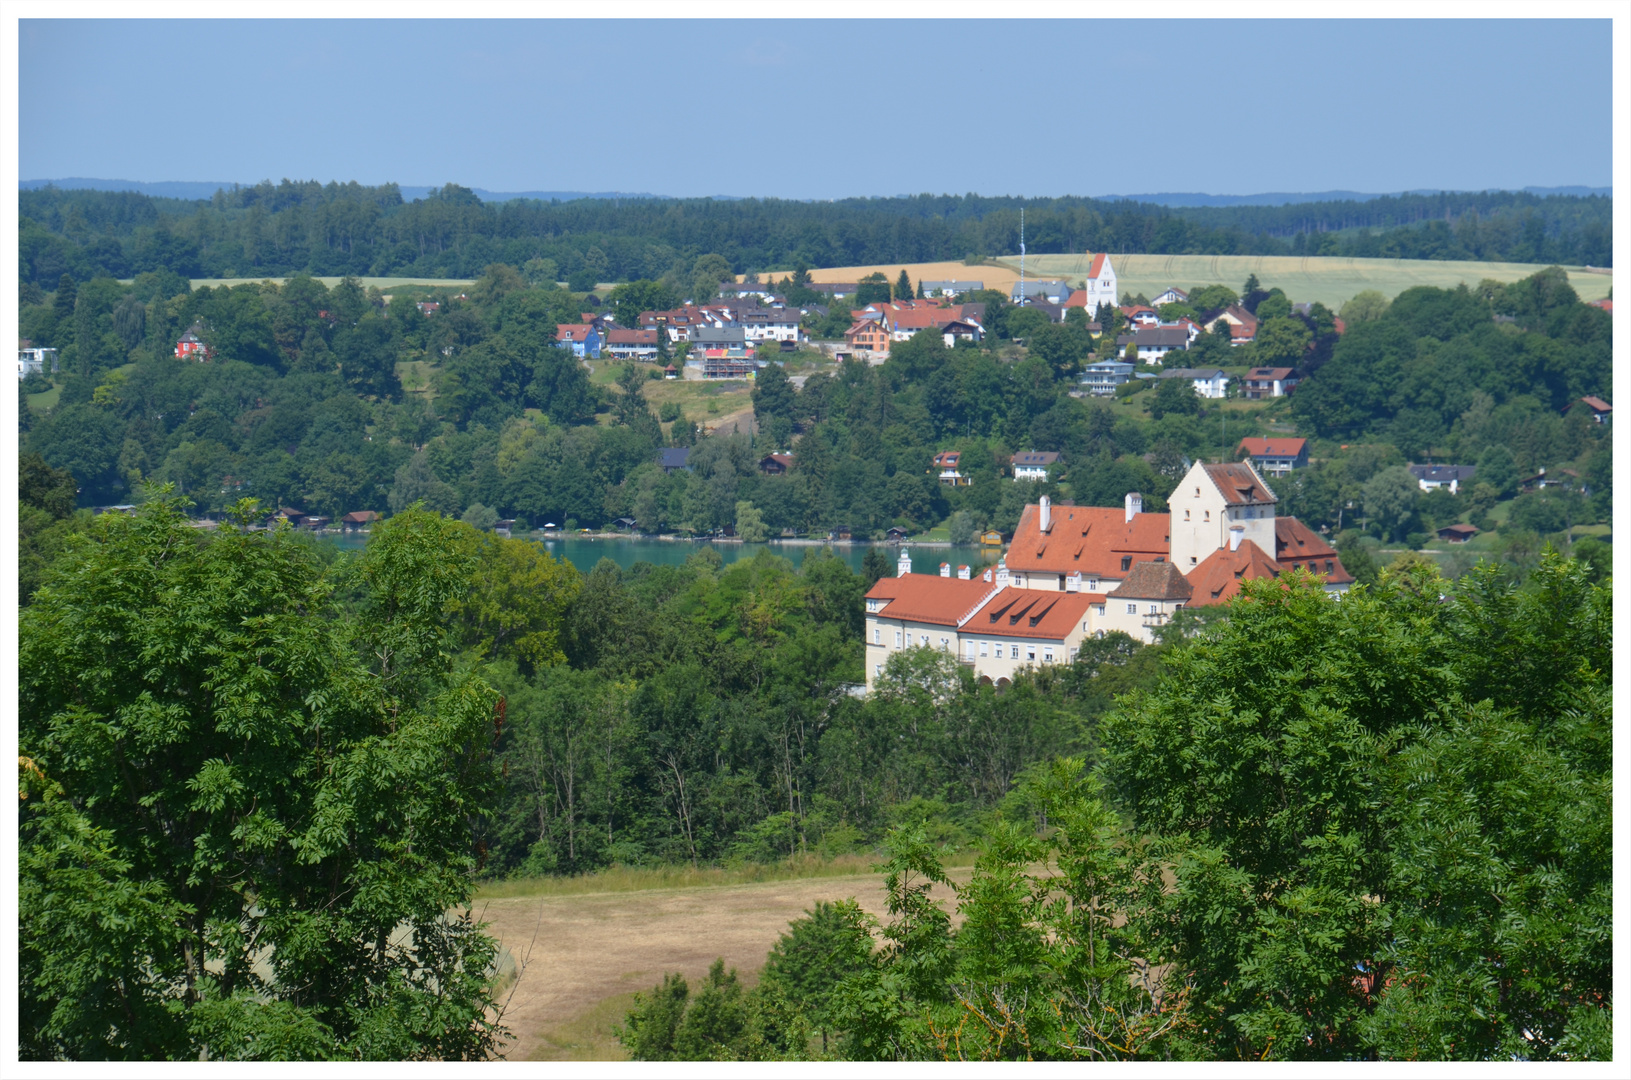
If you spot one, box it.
[18,183,1612,287]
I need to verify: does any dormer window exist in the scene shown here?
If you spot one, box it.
[1121,556,1131,571]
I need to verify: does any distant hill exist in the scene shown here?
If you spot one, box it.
[1099,186,1611,207]
[21,178,674,204]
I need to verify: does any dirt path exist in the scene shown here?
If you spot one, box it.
[477,870,963,1061]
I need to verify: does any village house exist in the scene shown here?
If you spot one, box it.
[341,510,379,531]
[1205,304,1259,345]
[1271,517,1353,586]
[1011,451,1062,482]
[1115,326,1191,364]
[1436,523,1480,543]
[1151,286,1189,307]
[1011,280,1073,305]
[759,453,793,475]
[1122,305,1161,328]
[1408,464,1476,494]
[416,301,440,316]
[658,447,692,473]
[1236,436,1309,476]
[701,355,762,379]
[737,307,806,345]
[1575,395,1612,424]
[844,319,893,359]
[1096,560,1192,638]
[18,346,57,379]
[691,326,748,358]
[605,328,661,360]
[920,280,984,297]
[1243,366,1299,399]
[1160,367,1230,399]
[176,324,210,360]
[556,323,602,359]
[1078,360,1135,396]
[933,450,970,486]
[861,554,1097,690]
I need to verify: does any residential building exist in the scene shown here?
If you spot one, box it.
[692,326,748,357]
[1001,494,1170,594]
[1243,367,1299,399]
[176,324,210,360]
[1576,395,1612,424]
[1160,367,1229,399]
[738,307,806,344]
[1095,560,1192,638]
[759,453,793,475]
[844,320,892,359]
[416,301,440,316]
[658,447,692,473]
[1114,326,1191,364]
[1185,537,1283,608]
[862,564,1096,690]
[1169,461,1278,573]
[804,282,860,300]
[1271,518,1353,590]
[979,529,1004,546]
[605,328,661,360]
[1205,304,1259,345]
[1151,287,1189,307]
[939,320,983,347]
[1011,451,1062,482]
[883,306,985,344]
[18,346,57,379]
[1079,253,1118,317]
[341,510,379,531]
[920,280,984,297]
[1408,464,1475,494]
[556,323,602,359]
[1236,437,1308,476]
[1437,523,1479,543]
[1011,280,1072,305]
[933,450,970,486]
[1079,360,1135,396]
[1122,305,1161,328]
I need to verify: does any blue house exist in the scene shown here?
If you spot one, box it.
[557,323,602,359]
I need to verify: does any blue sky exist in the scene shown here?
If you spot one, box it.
[18,18,1613,199]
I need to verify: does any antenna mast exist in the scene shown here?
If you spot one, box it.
[1018,206,1026,307]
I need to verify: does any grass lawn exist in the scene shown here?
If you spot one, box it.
[641,375,753,421]
[395,359,437,394]
[26,384,61,412]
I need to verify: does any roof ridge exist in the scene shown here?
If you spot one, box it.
[955,583,1007,627]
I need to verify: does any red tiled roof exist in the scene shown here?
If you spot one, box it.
[1237,437,1307,458]
[1581,395,1612,413]
[1004,504,1171,579]
[1203,463,1276,506]
[607,328,658,345]
[1273,517,1353,584]
[1086,253,1107,279]
[1247,367,1295,380]
[1186,540,1281,607]
[864,574,997,626]
[965,587,1096,640]
[1229,322,1256,340]
[933,451,961,467]
[1438,523,1479,538]
[1589,299,1611,312]
[556,323,594,342]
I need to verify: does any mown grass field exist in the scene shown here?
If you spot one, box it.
[990,253,1612,309]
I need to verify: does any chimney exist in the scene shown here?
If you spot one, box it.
[995,558,1011,587]
[1125,492,1142,523]
[957,565,971,580]
[1229,526,1244,552]
[940,562,951,578]
[897,549,913,576]
[1040,495,1052,533]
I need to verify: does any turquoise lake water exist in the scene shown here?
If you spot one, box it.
[326,533,1004,578]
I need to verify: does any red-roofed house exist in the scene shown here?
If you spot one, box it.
[1272,518,1352,589]
[606,328,660,360]
[1236,437,1309,476]
[1588,298,1611,313]
[1001,494,1170,594]
[933,450,970,486]
[1576,395,1612,424]
[862,563,1097,689]
[1186,539,1281,607]
[844,320,892,359]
